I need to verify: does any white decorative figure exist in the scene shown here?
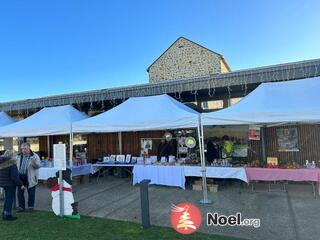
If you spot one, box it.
[47,169,79,219]
[50,179,75,216]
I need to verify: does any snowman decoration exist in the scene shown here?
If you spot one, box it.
[47,169,79,219]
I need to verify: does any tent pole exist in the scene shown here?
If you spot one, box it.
[261,126,267,166]
[198,118,211,204]
[70,125,74,169]
[47,136,50,158]
[118,132,122,154]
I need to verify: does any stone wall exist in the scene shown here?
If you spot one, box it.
[148,38,224,83]
[220,60,230,73]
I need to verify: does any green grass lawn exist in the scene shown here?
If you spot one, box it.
[0,210,243,240]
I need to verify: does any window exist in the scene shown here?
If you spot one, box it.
[201,101,209,110]
[73,135,87,146]
[27,137,39,152]
[229,98,242,106]
[0,139,4,151]
[13,138,20,152]
[206,100,224,110]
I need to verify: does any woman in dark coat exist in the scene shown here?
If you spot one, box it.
[0,150,23,221]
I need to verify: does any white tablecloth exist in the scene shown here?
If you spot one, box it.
[132,165,248,189]
[184,166,248,183]
[72,164,99,176]
[39,164,99,180]
[133,165,186,189]
[39,167,57,180]
[93,163,135,167]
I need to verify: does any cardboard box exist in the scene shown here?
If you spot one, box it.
[195,179,214,185]
[194,180,202,185]
[192,184,203,191]
[207,184,218,192]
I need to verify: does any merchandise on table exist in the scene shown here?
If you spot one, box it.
[247,158,317,170]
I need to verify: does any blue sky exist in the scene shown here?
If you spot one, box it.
[0,0,319,102]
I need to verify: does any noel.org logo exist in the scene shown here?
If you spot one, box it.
[170,202,202,234]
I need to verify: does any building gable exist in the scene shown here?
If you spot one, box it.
[147,37,230,82]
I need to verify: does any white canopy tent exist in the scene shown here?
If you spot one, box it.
[0,112,15,127]
[73,94,200,132]
[0,105,88,167]
[200,76,320,171]
[0,105,88,137]
[0,112,16,151]
[73,94,211,203]
[201,77,320,126]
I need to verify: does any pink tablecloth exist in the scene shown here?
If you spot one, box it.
[245,167,320,183]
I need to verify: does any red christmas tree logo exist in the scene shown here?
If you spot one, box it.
[170,202,202,234]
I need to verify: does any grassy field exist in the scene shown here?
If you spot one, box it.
[0,210,243,240]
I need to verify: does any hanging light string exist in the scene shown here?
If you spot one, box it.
[1,60,320,113]
[208,80,216,97]
[190,89,198,102]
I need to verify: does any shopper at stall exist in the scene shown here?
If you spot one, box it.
[222,135,234,160]
[17,142,41,213]
[206,137,220,163]
[157,139,171,161]
[0,150,24,221]
[167,139,177,156]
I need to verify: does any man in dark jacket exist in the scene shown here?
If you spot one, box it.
[157,139,170,161]
[0,150,24,221]
[206,137,220,164]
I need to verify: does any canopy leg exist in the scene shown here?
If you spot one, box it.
[198,123,212,204]
[47,136,50,158]
[261,126,267,166]
[69,130,74,168]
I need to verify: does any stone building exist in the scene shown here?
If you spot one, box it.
[0,36,319,116]
[0,37,320,165]
[147,37,231,83]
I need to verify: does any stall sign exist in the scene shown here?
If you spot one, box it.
[277,128,299,152]
[248,126,261,140]
[53,143,66,170]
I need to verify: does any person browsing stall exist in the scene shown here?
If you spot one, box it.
[17,142,40,213]
[206,137,220,164]
[0,150,24,221]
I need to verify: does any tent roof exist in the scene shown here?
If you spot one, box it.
[201,77,320,125]
[0,112,15,127]
[0,105,88,137]
[73,94,200,133]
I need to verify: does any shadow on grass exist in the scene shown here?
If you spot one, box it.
[0,210,244,240]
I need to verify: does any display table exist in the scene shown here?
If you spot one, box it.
[245,167,320,182]
[245,167,320,194]
[184,166,248,183]
[93,163,135,167]
[39,164,99,180]
[133,165,186,189]
[72,164,99,176]
[133,165,248,189]
[39,167,57,180]
[93,163,135,181]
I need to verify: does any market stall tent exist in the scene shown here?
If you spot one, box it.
[0,105,88,168]
[200,77,320,180]
[201,76,320,126]
[0,112,15,127]
[73,94,200,132]
[73,94,211,203]
[0,105,88,137]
